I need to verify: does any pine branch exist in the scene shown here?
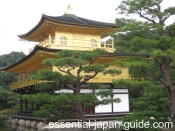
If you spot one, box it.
[80,71,98,84]
[161,14,171,25]
[149,29,160,38]
[60,81,76,91]
[157,61,164,82]
[136,10,156,24]
[144,6,158,14]
[67,84,76,91]
[67,64,75,74]
[77,65,83,76]
[141,67,167,87]
[88,56,98,66]
[89,59,94,65]
[58,66,72,75]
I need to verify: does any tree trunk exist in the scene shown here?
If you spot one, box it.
[167,88,175,131]
[75,103,86,122]
[74,86,87,131]
[75,103,88,131]
[162,62,175,130]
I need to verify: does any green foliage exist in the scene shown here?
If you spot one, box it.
[34,109,50,118]
[117,0,175,24]
[83,63,106,73]
[26,49,122,121]
[114,0,175,129]
[114,80,170,131]
[0,51,25,87]
[0,52,25,110]
[117,85,170,131]
[32,70,62,81]
[0,86,20,110]
[0,51,25,67]
[0,86,10,109]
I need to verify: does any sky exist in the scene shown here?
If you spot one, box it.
[0,0,175,56]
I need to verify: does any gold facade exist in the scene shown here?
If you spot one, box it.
[2,13,135,91]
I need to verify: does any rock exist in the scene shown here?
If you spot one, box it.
[7,117,12,124]
[11,123,18,129]
[25,120,31,128]
[18,119,26,126]
[17,125,27,130]
[31,121,37,129]
[37,122,47,131]
[11,118,18,125]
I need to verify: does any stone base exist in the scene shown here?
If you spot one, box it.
[8,117,47,131]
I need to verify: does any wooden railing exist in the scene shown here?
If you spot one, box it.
[129,75,144,81]
[10,79,47,90]
[10,75,144,90]
[28,37,115,53]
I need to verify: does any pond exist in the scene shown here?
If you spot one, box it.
[0,118,15,131]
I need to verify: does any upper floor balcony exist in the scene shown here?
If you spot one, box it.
[29,36,115,53]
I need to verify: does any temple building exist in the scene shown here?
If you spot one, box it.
[1,7,133,120]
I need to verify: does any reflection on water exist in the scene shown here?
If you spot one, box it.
[0,118,15,131]
[10,124,38,131]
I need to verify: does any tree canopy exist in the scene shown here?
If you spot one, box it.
[0,51,25,109]
[114,0,175,130]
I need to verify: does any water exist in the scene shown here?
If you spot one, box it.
[0,118,15,131]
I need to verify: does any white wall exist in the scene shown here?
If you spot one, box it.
[55,88,130,113]
[95,89,129,113]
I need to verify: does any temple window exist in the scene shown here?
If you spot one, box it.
[91,39,97,47]
[60,36,67,45]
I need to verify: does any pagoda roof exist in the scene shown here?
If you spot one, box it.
[0,45,60,72]
[18,14,117,41]
[1,45,149,72]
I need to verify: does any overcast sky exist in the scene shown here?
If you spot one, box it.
[0,0,174,55]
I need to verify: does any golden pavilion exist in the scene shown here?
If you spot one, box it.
[1,7,134,117]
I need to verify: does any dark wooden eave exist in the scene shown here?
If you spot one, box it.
[0,45,60,71]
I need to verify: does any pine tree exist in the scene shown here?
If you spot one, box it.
[114,0,175,130]
[25,49,121,126]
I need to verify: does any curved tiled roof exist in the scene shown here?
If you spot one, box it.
[18,14,117,39]
[45,14,117,27]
